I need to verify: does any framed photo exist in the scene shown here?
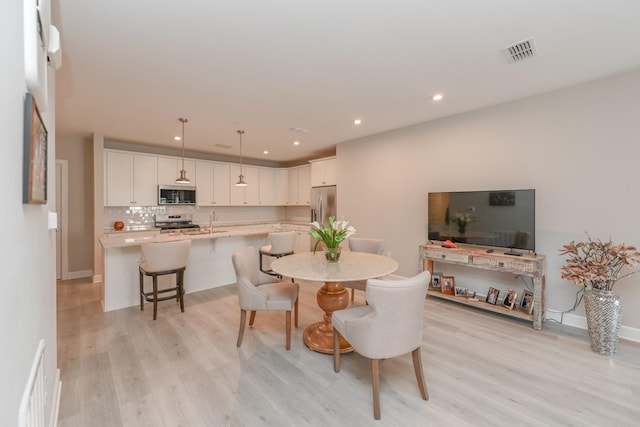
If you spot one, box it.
[485,287,500,305]
[454,285,467,296]
[441,276,455,294]
[23,93,48,204]
[502,289,518,309]
[520,290,534,314]
[430,272,442,290]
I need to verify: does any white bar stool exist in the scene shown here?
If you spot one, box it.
[139,240,191,320]
[259,231,296,279]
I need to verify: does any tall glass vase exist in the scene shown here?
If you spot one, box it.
[583,289,623,356]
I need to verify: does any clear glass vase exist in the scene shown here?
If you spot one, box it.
[324,247,341,263]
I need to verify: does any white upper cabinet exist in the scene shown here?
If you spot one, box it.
[157,156,196,186]
[258,167,276,205]
[288,165,311,205]
[275,169,289,205]
[229,165,260,205]
[310,157,336,187]
[105,150,157,206]
[195,161,230,206]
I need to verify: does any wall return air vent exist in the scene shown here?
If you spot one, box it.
[503,38,537,62]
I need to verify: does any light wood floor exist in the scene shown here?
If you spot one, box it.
[57,277,640,426]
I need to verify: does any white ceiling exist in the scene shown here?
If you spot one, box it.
[54,1,640,165]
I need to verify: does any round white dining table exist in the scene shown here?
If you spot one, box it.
[271,251,398,354]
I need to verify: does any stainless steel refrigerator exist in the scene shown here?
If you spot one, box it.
[310,185,337,249]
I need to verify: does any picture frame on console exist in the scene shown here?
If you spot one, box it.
[431,272,442,290]
[441,276,455,294]
[503,289,518,309]
[485,287,499,304]
[454,285,467,296]
[520,290,534,314]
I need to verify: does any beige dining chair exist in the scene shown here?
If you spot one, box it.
[259,231,296,278]
[332,270,431,420]
[232,246,299,350]
[344,238,385,302]
[139,239,191,320]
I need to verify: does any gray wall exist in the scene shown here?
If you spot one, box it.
[337,69,640,333]
[1,1,58,423]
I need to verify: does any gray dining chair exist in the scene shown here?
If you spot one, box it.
[344,238,385,302]
[332,270,431,420]
[232,246,299,350]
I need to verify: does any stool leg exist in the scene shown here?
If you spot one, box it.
[249,311,257,326]
[178,270,185,313]
[152,275,158,320]
[139,270,144,311]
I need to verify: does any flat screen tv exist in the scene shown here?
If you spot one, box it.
[428,189,535,253]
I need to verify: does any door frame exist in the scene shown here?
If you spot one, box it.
[56,159,69,280]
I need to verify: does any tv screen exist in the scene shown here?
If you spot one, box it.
[428,189,535,252]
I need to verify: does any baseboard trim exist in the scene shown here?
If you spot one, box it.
[553,311,640,343]
[48,369,61,427]
[65,270,93,280]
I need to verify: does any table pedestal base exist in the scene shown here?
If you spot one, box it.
[303,281,353,354]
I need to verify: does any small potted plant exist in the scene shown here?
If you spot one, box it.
[309,216,356,262]
[559,233,640,355]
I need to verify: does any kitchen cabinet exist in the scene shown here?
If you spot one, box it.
[105,151,158,206]
[229,165,259,205]
[195,161,230,206]
[310,157,336,187]
[258,168,276,205]
[157,156,196,186]
[275,169,289,205]
[288,165,311,205]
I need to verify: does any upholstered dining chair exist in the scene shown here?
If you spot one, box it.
[344,238,385,302]
[139,239,191,320]
[332,270,431,420]
[232,246,299,350]
[259,231,296,278]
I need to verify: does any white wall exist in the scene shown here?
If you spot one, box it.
[337,69,640,333]
[0,0,58,424]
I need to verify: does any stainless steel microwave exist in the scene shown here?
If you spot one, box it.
[158,185,196,205]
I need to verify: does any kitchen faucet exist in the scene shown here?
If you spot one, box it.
[209,210,217,233]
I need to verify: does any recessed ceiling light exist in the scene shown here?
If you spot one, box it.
[293,141,300,146]
[263,150,269,155]
[353,119,362,125]
[174,136,181,141]
[432,94,443,101]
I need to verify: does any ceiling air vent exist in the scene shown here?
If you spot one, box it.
[503,38,537,63]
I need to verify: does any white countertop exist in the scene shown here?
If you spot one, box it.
[100,222,310,248]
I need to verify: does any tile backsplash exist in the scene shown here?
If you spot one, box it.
[104,205,308,230]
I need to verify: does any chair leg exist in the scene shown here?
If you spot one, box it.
[294,297,299,327]
[285,310,291,350]
[152,275,158,320]
[333,329,341,373]
[412,347,429,400]
[371,359,381,420]
[350,288,355,302]
[249,311,257,326]
[237,309,247,347]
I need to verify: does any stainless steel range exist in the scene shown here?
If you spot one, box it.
[154,213,200,233]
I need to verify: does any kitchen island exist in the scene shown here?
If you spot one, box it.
[100,224,299,312]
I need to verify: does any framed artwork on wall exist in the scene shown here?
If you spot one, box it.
[24,0,50,111]
[23,93,48,204]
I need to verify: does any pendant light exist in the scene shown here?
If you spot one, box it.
[175,117,191,184]
[235,129,248,186]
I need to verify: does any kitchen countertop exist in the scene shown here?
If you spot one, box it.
[100,222,310,248]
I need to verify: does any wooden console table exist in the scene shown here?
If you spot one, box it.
[419,244,546,330]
